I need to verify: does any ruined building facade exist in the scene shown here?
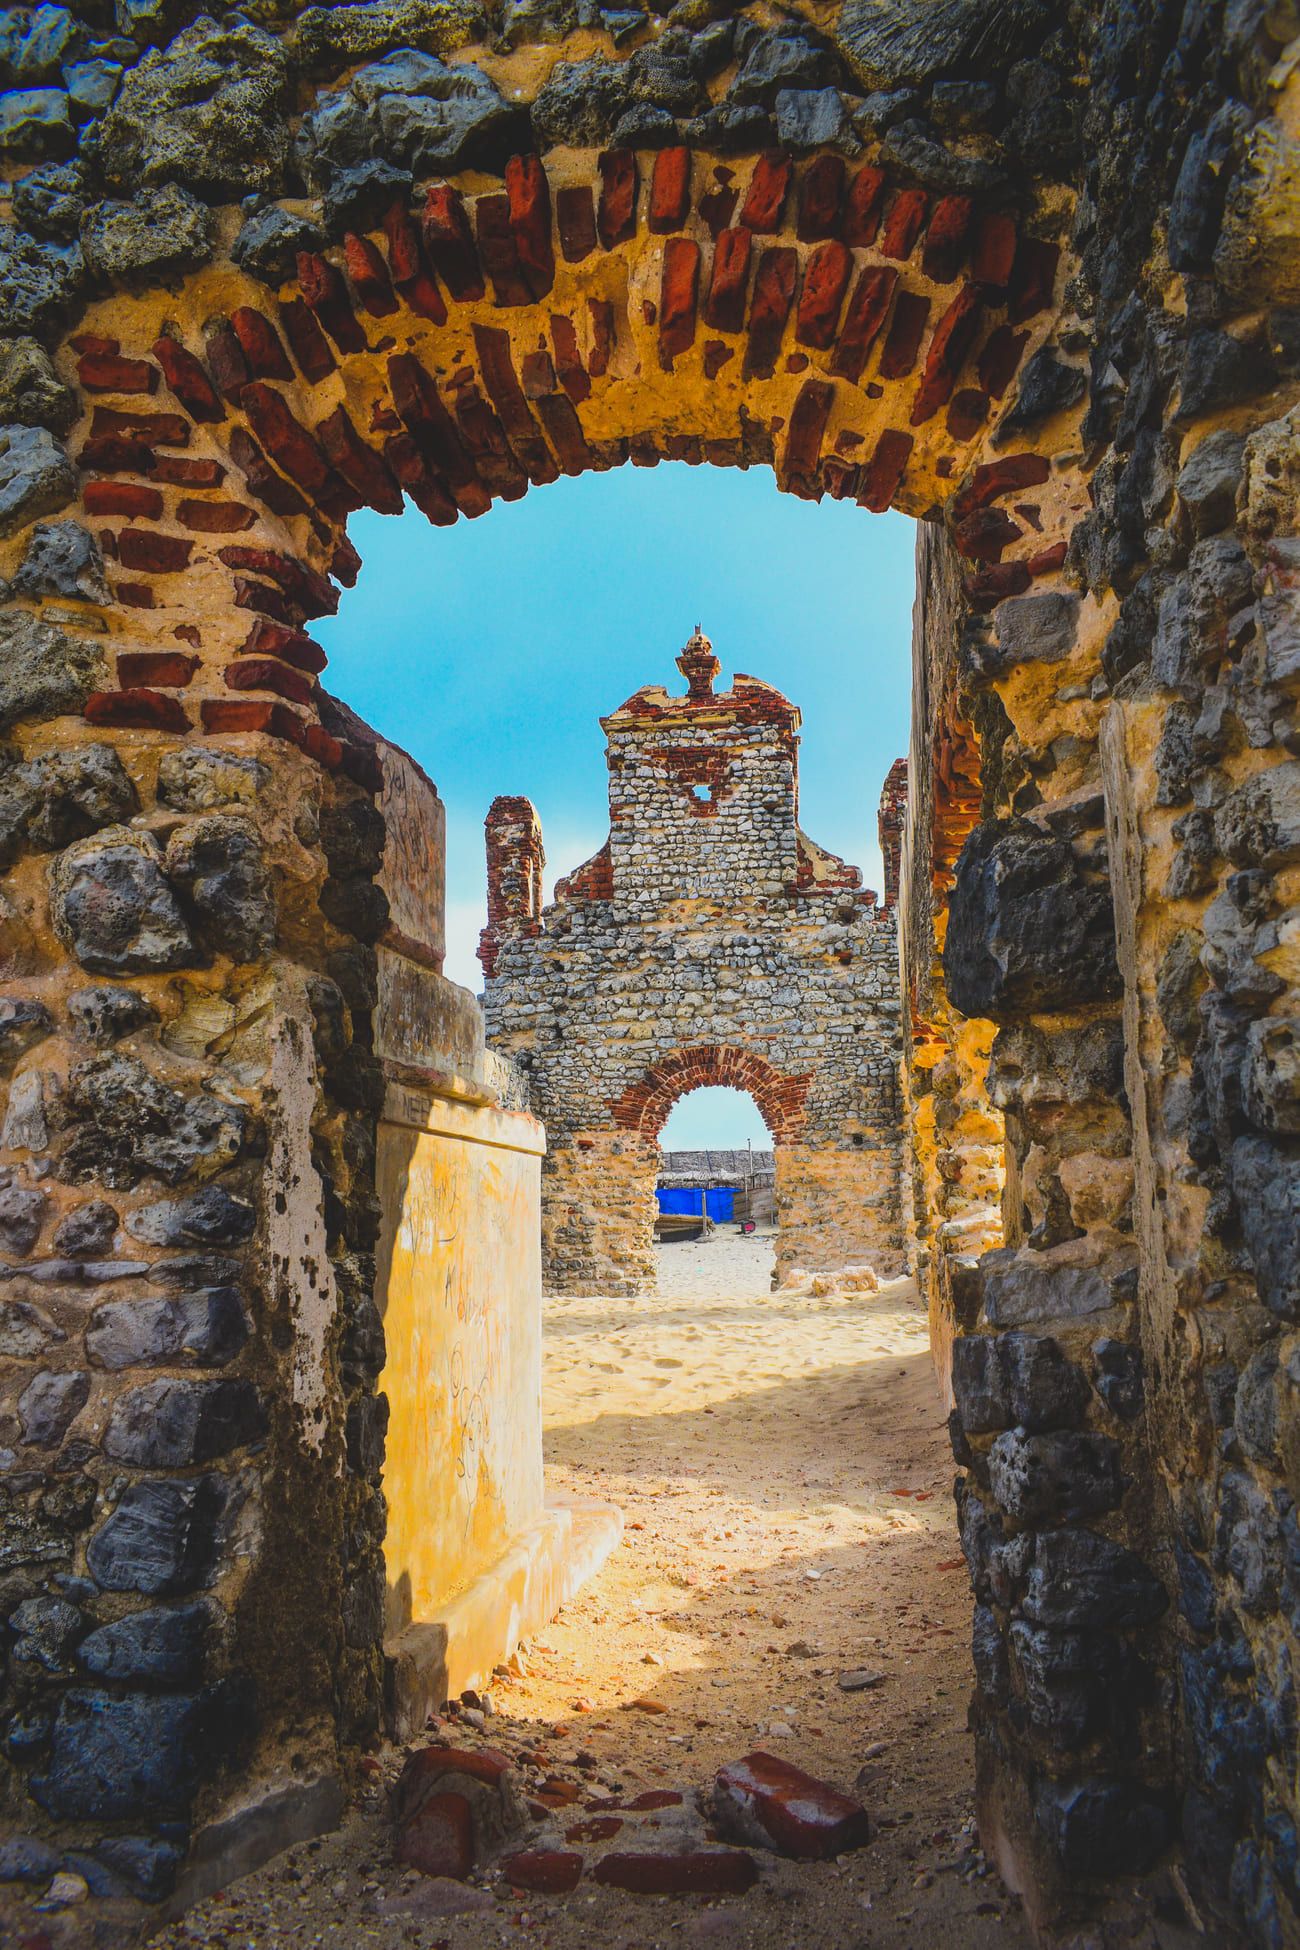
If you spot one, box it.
[479,628,905,1291]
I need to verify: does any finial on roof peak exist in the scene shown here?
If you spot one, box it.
[677,624,720,699]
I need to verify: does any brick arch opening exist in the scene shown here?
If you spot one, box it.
[612,1043,808,1144]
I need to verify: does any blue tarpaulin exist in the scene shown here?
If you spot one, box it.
[656,1186,735,1222]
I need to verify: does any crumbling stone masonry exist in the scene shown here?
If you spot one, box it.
[479,628,906,1293]
[0,1,1296,1940]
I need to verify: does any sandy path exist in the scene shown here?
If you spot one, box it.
[55,1234,1031,1949]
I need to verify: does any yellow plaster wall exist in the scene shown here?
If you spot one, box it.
[375,1085,548,1638]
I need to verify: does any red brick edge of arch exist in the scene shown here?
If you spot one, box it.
[609,1043,811,1143]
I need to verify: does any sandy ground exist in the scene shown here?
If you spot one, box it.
[16,1232,1045,1949]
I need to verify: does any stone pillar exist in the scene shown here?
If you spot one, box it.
[540,1134,658,1297]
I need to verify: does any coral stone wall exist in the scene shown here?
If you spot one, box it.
[481,635,906,1291]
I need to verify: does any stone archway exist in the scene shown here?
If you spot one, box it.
[0,4,1295,1938]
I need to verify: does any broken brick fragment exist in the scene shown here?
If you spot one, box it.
[910,283,982,424]
[965,559,1031,607]
[83,480,162,519]
[114,582,154,607]
[147,338,223,422]
[550,314,590,405]
[503,1851,583,1893]
[156,455,225,489]
[921,195,973,283]
[857,428,913,511]
[714,1753,870,1861]
[953,453,1051,519]
[1029,539,1069,576]
[843,164,886,246]
[534,393,593,476]
[225,656,316,706]
[556,184,597,262]
[278,298,337,383]
[946,389,989,441]
[703,227,752,334]
[388,351,491,513]
[116,650,198,688]
[227,427,309,520]
[317,405,405,515]
[593,1852,759,1895]
[649,146,691,234]
[796,154,845,242]
[829,265,898,383]
[699,184,738,238]
[1009,237,1059,322]
[233,576,299,626]
[739,152,790,234]
[658,237,700,369]
[218,544,337,617]
[344,231,398,316]
[472,324,560,485]
[91,405,189,447]
[743,246,798,380]
[85,687,189,731]
[955,505,1022,562]
[596,149,638,249]
[297,250,368,353]
[795,240,852,351]
[115,529,192,574]
[476,193,532,307]
[506,153,555,300]
[230,306,294,381]
[878,291,931,380]
[78,351,157,395]
[422,183,485,301]
[382,430,456,524]
[589,299,614,377]
[455,387,529,501]
[879,188,929,261]
[783,378,834,492]
[79,435,153,473]
[242,616,328,674]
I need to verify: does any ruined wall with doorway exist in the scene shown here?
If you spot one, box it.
[480,630,905,1292]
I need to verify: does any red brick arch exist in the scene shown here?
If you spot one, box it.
[610,1044,811,1144]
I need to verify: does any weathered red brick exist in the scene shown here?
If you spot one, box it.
[703,339,734,378]
[298,251,368,353]
[173,623,201,647]
[78,351,158,395]
[628,1789,684,1810]
[116,650,198,688]
[454,387,528,501]
[242,616,329,673]
[743,246,798,379]
[83,480,163,519]
[589,298,614,377]
[658,236,700,369]
[344,231,398,316]
[240,381,335,499]
[955,505,1021,562]
[218,544,338,617]
[649,146,691,234]
[382,430,459,525]
[829,265,899,383]
[795,240,852,351]
[227,427,309,520]
[857,427,914,511]
[593,1853,758,1896]
[972,210,1017,290]
[703,227,752,334]
[230,306,294,381]
[395,1793,473,1880]
[879,188,929,261]
[502,1851,583,1894]
[70,332,118,355]
[821,456,858,498]
[965,560,1031,608]
[388,351,491,515]
[878,290,931,379]
[556,184,597,262]
[910,283,982,424]
[115,529,192,574]
[714,1753,870,1861]
[739,152,790,234]
[203,322,252,404]
[953,452,1051,519]
[278,298,337,383]
[1009,237,1059,322]
[796,154,845,241]
[201,696,275,736]
[506,153,555,300]
[381,199,447,323]
[783,378,834,493]
[549,314,590,405]
[79,435,153,473]
[332,534,361,589]
[475,192,532,307]
[921,194,973,283]
[534,392,593,477]
[156,454,226,488]
[1029,539,1069,576]
[471,324,560,486]
[597,149,638,248]
[232,575,299,625]
[422,183,485,301]
[946,388,989,441]
[976,324,1029,399]
[318,405,404,515]
[176,497,256,532]
[225,655,315,705]
[114,581,154,607]
[85,687,189,731]
[91,405,188,447]
[843,164,886,246]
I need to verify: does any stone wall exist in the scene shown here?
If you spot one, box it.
[480,628,906,1292]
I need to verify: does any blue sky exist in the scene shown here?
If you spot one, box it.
[317,463,915,1147]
